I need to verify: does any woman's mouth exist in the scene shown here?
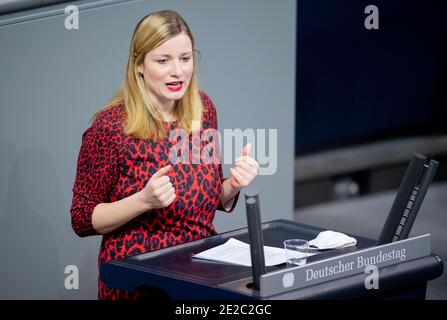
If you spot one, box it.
[166,81,183,92]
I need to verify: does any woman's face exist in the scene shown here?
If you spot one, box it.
[138,33,194,109]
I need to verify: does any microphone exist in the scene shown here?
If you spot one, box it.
[244,188,266,290]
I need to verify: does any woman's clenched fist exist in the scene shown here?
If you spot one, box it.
[140,165,176,209]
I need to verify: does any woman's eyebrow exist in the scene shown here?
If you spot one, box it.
[152,54,171,58]
[153,51,193,58]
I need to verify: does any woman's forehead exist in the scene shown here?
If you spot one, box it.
[149,33,192,56]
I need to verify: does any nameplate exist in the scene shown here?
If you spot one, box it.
[260,234,431,297]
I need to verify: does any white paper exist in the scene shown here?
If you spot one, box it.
[192,238,316,267]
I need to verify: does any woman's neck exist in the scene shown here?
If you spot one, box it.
[160,110,177,122]
[151,95,177,122]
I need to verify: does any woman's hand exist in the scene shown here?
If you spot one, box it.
[139,165,176,210]
[229,143,260,190]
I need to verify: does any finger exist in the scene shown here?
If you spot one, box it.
[245,157,260,169]
[234,166,250,184]
[234,164,254,182]
[157,181,173,195]
[236,156,259,168]
[164,192,176,206]
[235,160,258,176]
[234,161,257,176]
[229,170,241,186]
[230,167,247,185]
[151,165,171,180]
[159,187,175,202]
[239,143,252,158]
[152,175,171,188]
[234,156,245,163]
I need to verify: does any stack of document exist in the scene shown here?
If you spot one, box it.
[192,231,357,267]
[192,238,316,267]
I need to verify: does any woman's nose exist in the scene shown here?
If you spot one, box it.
[170,61,182,77]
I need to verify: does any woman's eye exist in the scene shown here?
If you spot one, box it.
[157,59,168,64]
[182,56,192,62]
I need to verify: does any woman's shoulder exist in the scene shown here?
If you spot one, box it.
[92,105,126,130]
[199,91,217,117]
[199,91,213,106]
[199,91,218,128]
[87,105,126,141]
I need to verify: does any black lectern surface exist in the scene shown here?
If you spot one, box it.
[101,219,443,300]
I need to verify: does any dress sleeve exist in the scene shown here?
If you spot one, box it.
[200,92,240,213]
[70,110,121,237]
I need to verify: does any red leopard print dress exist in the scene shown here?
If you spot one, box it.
[70,92,238,299]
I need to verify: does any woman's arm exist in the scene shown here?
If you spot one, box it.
[71,109,172,236]
[92,191,150,234]
[220,178,241,210]
[220,143,260,209]
[92,165,175,234]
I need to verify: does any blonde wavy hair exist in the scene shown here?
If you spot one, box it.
[94,10,203,140]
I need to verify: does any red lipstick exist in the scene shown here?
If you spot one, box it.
[166,81,183,92]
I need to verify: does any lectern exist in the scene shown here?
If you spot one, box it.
[101,219,443,300]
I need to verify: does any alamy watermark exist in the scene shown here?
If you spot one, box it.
[65,5,79,30]
[64,265,79,290]
[168,125,278,175]
[364,264,379,289]
[365,5,379,30]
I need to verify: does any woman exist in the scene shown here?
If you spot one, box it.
[70,10,259,299]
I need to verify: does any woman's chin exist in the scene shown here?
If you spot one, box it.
[163,90,186,101]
